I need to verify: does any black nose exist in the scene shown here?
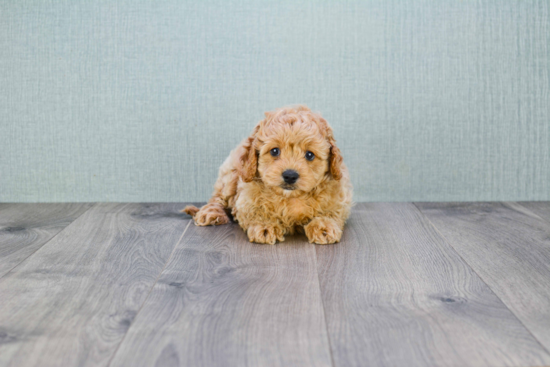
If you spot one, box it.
[282,170,299,184]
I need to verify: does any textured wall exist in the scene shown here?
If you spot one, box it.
[1,0,549,202]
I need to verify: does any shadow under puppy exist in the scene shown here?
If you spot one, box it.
[184,105,353,244]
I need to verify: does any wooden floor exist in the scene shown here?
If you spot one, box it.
[1,203,549,367]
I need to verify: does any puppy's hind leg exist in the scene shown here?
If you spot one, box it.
[182,154,238,226]
[182,205,200,217]
[183,203,230,226]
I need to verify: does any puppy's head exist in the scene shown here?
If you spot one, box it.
[239,105,343,194]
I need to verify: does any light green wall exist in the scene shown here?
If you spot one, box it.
[1,0,549,202]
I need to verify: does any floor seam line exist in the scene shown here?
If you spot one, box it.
[313,244,337,367]
[0,202,97,280]
[106,219,192,366]
[412,202,550,359]
[514,201,550,225]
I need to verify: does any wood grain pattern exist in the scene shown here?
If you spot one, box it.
[416,202,550,354]
[316,203,550,367]
[0,203,93,278]
[110,223,332,367]
[0,203,191,367]
[517,201,550,223]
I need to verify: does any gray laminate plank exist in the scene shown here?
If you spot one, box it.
[0,203,93,278]
[109,223,333,367]
[0,203,191,367]
[317,203,550,367]
[517,201,550,223]
[416,201,550,355]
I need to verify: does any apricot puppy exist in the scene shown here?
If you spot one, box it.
[184,105,353,244]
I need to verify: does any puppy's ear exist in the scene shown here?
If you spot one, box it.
[317,116,344,181]
[238,125,260,182]
[328,136,343,180]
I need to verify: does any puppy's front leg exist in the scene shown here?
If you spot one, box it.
[245,222,285,245]
[305,217,343,244]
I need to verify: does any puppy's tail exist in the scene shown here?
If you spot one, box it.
[181,205,200,217]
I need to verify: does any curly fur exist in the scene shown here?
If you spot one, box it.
[183,105,353,244]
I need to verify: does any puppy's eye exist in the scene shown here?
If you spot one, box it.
[270,148,280,157]
[305,151,315,161]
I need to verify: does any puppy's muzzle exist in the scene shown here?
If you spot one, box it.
[282,169,299,185]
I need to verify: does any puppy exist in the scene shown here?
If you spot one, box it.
[184,105,353,244]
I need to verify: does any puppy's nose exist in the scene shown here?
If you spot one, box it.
[282,170,299,184]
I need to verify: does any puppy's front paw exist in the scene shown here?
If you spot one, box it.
[192,204,230,226]
[305,217,342,244]
[247,224,285,245]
